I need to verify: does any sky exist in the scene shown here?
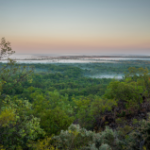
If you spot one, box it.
[0,0,150,56]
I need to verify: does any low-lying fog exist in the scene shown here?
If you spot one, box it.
[0,59,113,64]
[1,55,150,80]
[2,55,150,64]
[89,74,124,79]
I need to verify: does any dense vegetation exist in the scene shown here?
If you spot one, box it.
[1,38,150,149]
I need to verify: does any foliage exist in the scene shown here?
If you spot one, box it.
[1,38,150,149]
[32,91,74,135]
[73,96,117,129]
[31,137,58,150]
[0,97,45,150]
[0,37,15,59]
[104,80,143,103]
[53,124,95,149]
[53,124,123,150]
[125,115,150,149]
[0,38,34,97]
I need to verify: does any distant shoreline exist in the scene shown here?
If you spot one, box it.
[6,55,150,61]
[1,55,150,64]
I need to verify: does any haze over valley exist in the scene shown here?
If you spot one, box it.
[1,0,150,149]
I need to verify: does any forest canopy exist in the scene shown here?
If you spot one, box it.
[1,38,150,150]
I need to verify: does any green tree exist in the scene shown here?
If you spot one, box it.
[0,37,34,97]
[0,97,45,149]
[32,91,74,135]
[0,37,15,60]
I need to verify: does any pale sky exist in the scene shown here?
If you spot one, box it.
[0,0,150,55]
